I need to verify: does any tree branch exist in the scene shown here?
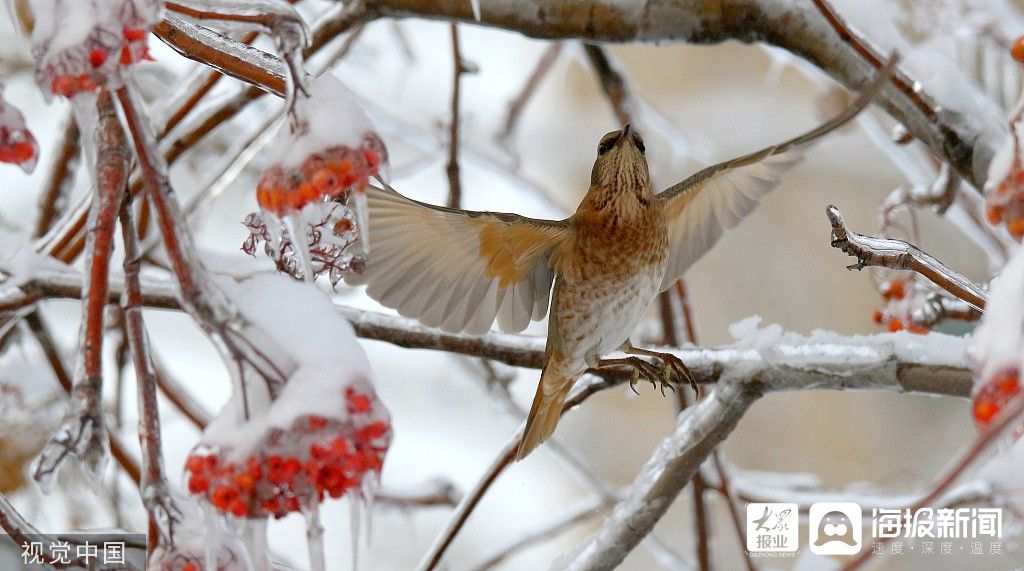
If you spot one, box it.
[2,270,974,399]
[563,335,973,570]
[827,205,988,310]
[348,0,1001,189]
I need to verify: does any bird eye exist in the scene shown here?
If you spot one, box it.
[597,139,615,155]
[633,134,645,153]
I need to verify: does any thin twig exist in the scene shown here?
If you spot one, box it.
[120,201,177,555]
[446,23,467,209]
[418,373,621,571]
[583,44,631,125]
[827,205,988,310]
[153,354,212,429]
[33,116,80,239]
[374,480,461,510]
[498,42,563,142]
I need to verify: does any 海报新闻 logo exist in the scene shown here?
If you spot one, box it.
[810,502,863,555]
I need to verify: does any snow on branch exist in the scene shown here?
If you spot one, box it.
[827,205,989,310]
[560,318,973,570]
[1,264,974,400]
[144,0,1005,189]
[348,0,1003,189]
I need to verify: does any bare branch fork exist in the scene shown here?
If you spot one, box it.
[564,339,980,570]
[827,205,988,310]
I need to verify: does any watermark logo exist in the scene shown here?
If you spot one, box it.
[746,503,798,554]
[809,503,863,555]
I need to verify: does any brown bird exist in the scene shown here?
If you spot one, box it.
[346,63,893,460]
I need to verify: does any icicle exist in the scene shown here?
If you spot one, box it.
[264,213,286,260]
[203,503,221,571]
[245,518,272,571]
[469,0,481,21]
[283,211,315,282]
[361,473,379,544]
[349,490,363,571]
[303,497,326,571]
[70,93,100,179]
[351,187,370,255]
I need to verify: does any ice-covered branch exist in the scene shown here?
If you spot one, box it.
[345,0,1002,189]
[1,270,974,398]
[119,203,180,553]
[154,14,288,97]
[827,205,988,310]
[33,92,130,488]
[562,324,973,570]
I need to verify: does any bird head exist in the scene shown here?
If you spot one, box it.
[589,124,651,200]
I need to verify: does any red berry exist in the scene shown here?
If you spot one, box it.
[210,486,237,510]
[51,75,77,97]
[0,140,36,165]
[871,309,884,325]
[986,203,1004,225]
[1008,218,1024,240]
[973,369,1021,428]
[89,48,108,67]
[887,319,904,332]
[123,27,147,41]
[346,389,372,413]
[882,280,905,300]
[356,421,389,443]
[1013,36,1024,63]
[228,498,249,517]
[187,474,209,494]
[182,563,198,571]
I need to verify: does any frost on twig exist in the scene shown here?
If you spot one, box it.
[827,205,988,310]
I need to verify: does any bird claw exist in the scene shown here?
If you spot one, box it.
[625,347,697,395]
[603,356,675,396]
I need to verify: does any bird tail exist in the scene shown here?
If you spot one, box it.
[516,365,575,461]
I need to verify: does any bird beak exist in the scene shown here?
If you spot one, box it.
[620,123,632,139]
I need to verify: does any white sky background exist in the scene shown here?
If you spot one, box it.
[0,0,1018,569]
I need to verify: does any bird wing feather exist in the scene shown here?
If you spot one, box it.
[654,56,896,292]
[345,184,569,334]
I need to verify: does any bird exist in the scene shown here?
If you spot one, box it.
[345,61,894,460]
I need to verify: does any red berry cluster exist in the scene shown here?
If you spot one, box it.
[49,27,153,98]
[185,388,391,519]
[872,279,929,334]
[985,169,1024,240]
[988,38,1024,241]
[0,125,36,167]
[256,132,386,216]
[973,369,1021,428]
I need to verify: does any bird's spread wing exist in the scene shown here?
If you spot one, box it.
[654,56,897,292]
[345,185,570,334]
